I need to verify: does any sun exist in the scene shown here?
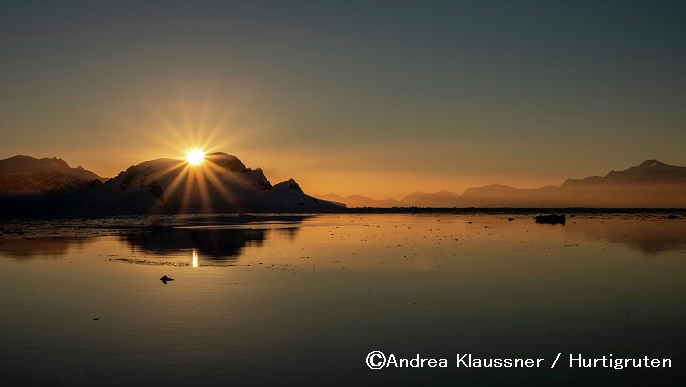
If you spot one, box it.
[186,149,205,166]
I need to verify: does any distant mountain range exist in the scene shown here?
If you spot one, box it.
[2,156,685,216]
[317,160,686,208]
[0,153,341,216]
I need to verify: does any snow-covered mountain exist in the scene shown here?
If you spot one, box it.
[84,152,344,214]
[0,152,343,216]
[0,155,103,195]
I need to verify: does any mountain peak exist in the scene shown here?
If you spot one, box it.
[402,191,425,200]
[205,153,249,173]
[637,159,664,168]
[627,159,685,173]
[43,157,69,168]
[0,155,102,195]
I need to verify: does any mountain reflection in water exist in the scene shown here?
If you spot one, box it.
[0,238,96,259]
[0,215,684,260]
[121,223,302,261]
[123,227,265,260]
[565,217,686,255]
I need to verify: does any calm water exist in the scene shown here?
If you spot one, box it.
[1,214,684,386]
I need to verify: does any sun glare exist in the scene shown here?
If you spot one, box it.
[186,149,205,166]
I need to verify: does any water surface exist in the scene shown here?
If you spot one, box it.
[1,214,684,385]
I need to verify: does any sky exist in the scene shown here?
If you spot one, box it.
[1,0,685,199]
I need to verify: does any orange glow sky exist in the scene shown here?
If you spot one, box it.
[1,2,685,199]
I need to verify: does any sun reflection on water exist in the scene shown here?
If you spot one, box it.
[192,248,198,268]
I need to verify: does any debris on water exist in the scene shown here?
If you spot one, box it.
[666,214,679,219]
[534,214,566,225]
[160,275,174,284]
[93,318,99,320]
[110,258,189,266]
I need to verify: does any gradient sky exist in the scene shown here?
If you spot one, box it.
[2,1,685,198]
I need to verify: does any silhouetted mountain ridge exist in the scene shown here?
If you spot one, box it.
[562,159,686,187]
[3,156,685,213]
[317,160,686,208]
[0,155,103,195]
[0,152,342,216]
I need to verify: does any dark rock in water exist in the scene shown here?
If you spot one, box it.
[507,217,514,221]
[160,275,174,284]
[666,214,679,219]
[534,214,566,225]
